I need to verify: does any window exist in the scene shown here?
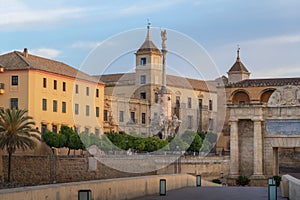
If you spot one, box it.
[130,112,135,123]
[75,84,79,94]
[96,89,99,98]
[62,82,66,92]
[96,107,99,117]
[198,99,203,109]
[43,78,47,88]
[42,99,47,111]
[187,115,193,129]
[142,113,146,124]
[86,105,90,116]
[176,96,180,107]
[86,87,89,96]
[209,100,213,111]
[140,92,146,99]
[119,111,124,122]
[140,57,146,66]
[140,75,146,84]
[52,125,57,133]
[11,76,18,86]
[54,80,57,90]
[10,98,18,109]
[84,127,89,133]
[155,93,159,103]
[53,100,57,112]
[209,118,214,130]
[41,124,47,134]
[75,103,79,115]
[95,128,100,136]
[62,102,66,113]
[104,110,108,121]
[188,97,192,108]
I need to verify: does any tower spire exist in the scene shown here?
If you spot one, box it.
[146,19,151,41]
[237,45,240,62]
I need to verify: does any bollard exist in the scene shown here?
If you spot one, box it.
[196,175,201,187]
[78,190,91,200]
[160,179,167,196]
[268,183,277,200]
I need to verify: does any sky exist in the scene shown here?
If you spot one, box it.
[1,0,300,80]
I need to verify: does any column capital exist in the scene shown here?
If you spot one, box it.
[229,118,239,123]
[252,117,263,122]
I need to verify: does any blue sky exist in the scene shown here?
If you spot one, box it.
[1,0,300,80]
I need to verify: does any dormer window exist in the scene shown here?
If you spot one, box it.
[140,57,146,66]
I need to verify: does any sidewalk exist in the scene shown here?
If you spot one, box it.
[133,186,287,200]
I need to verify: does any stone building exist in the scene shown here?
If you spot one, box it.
[98,25,218,137]
[223,48,300,184]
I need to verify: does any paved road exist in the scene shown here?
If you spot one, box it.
[133,186,287,200]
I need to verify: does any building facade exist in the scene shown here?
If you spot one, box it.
[223,49,300,183]
[98,26,218,137]
[0,49,105,153]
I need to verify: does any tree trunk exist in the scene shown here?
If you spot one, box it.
[67,148,70,156]
[8,151,12,183]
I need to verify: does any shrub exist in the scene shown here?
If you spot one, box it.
[212,179,222,184]
[273,175,281,187]
[236,175,250,186]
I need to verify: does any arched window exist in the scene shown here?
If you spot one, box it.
[232,91,250,105]
[260,90,275,103]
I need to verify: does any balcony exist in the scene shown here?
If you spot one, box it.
[0,83,4,94]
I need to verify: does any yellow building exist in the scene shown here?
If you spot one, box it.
[0,48,105,153]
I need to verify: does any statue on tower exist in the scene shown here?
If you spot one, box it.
[161,30,167,50]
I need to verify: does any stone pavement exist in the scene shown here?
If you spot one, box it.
[133,186,287,200]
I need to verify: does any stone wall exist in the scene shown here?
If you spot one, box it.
[238,119,253,176]
[0,174,221,200]
[1,155,229,184]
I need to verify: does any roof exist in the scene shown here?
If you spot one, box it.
[0,50,102,84]
[99,73,214,92]
[226,77,300,88]
[228,49,249,73]
[136,26,161,55]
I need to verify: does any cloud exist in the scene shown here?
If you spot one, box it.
[241,34,300,45]
[70,41,101,49]
[0,0,94,30]
[30,48,61,59]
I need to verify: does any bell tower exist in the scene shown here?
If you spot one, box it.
[135,22,162,87]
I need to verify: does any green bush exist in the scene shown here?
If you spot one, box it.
[236,175,250,186]
[273,175,281,187]
[212,179,222,184]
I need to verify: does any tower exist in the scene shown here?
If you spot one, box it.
[227,48,250,83]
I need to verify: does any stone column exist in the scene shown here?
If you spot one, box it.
[229,120,239,176]
[252,120,264,177]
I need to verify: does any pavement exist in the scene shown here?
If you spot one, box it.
[133,186,287,200]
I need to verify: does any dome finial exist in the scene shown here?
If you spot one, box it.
[237,44,240,61]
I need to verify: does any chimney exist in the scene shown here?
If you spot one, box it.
[23,48,28,58]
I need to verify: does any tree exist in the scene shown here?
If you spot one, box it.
[59,125,75,155]
[0,108,40,182]
[42,130,66,149]
[68,133,84,154]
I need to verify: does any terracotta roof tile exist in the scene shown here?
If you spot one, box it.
[226,77,300,88]
[0,51,102,84]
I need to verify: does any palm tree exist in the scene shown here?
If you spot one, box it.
[0,108,40,182]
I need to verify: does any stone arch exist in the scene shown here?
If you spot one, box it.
[231,89,250,105]
[260,88,276,103]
